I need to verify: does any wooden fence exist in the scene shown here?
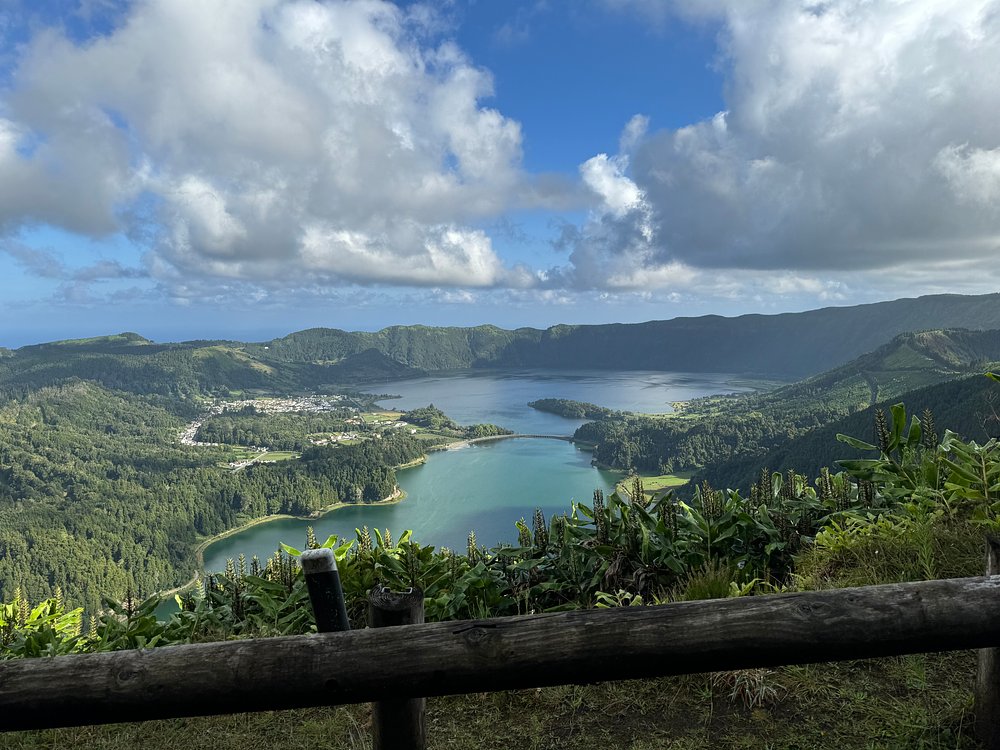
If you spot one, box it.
[4,547,1000,748]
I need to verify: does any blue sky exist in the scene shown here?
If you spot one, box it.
[1,0,999,346]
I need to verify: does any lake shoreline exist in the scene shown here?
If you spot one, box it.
[428,433,575,452]
[201,487,407,563]
[155,370,753,614]
[193,434,579,574]
[155,487,408,606]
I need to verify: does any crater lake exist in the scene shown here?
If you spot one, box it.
[199,370,754,573]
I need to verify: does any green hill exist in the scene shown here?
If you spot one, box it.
[697,372,1000,492]
[0,339,423,404]
[575,328,1000,476]
[3,293,1000,400]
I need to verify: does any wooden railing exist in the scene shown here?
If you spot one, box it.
[4,547,1000,748]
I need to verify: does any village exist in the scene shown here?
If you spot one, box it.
[178,394,416,468]
[179,394,350,447]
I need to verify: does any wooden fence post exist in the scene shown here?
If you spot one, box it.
[370,586,426,750]
[976,535,1000,749]
[301,549,351,633]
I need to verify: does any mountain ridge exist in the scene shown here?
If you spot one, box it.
[245,291,1000,378]
[2,292,999,399]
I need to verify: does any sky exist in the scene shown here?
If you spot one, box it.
[1,0,999,346]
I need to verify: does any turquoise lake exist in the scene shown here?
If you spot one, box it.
[180,370,753,603]
[201,436,619,573]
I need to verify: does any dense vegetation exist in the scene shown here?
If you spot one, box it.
[401,404,512,439]
[3,403,995,748]
[5,402,993,645]
[464,423,515,438]
[2,323,998,618]
[577,329,1000,477]
[2,317,1000,746]
[402,405,460,431]
[528,398,621,420]
[1,404,992,748]
[215,433,430,518]
[0,382,233,614]
[0,334,422,403]
[698,371,1000,491]
[0,382,442,613]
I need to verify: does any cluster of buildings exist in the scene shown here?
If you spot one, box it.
[179,395,350,447]
[213,395,347,415]
[178,395,417,463]
[180,395,417,470]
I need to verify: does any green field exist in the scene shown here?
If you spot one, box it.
[360,410,405,422]
[617,471,693,500]
[255,451,299,463]
[216,446,260,466]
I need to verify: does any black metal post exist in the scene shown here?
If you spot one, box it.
[300,548,351,632]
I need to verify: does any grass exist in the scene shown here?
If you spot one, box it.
[255,451,299,463]
[412,430,462,443]
[640,471,693,491]
[617,471,693,500]
[1,654,978,749]
[216,446,260,466]
[360,411,405,422]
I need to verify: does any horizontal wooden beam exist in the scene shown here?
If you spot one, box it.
[3,575,1000,731]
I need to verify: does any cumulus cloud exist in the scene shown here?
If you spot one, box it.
[0,0,559,291]
[547,138,671,291]
[935,144,1000,207]
[566,0,1000,292]
[5,0,1000,309]
[580,154,644,219]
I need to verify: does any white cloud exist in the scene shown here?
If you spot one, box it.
[1,0,557,291]
[299,222,526,287]
[493,1,551,47]
[6,0,1000,311]
[568,0,1000,296]
[618,114,649,154]
[935,144,1000,206]
[580,154,644,219]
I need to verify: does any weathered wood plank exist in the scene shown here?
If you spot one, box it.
[977,537,1000,749]
[370,587,426,750]
[2,576,1000,731]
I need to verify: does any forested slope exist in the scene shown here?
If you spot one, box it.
[575,329,1000,476]
[3,293,999,394]
[0,334,422,402]
[0,382,231,612]
[697,372,1000,492]
[249,292,1000,378]
[0,382,434,612]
